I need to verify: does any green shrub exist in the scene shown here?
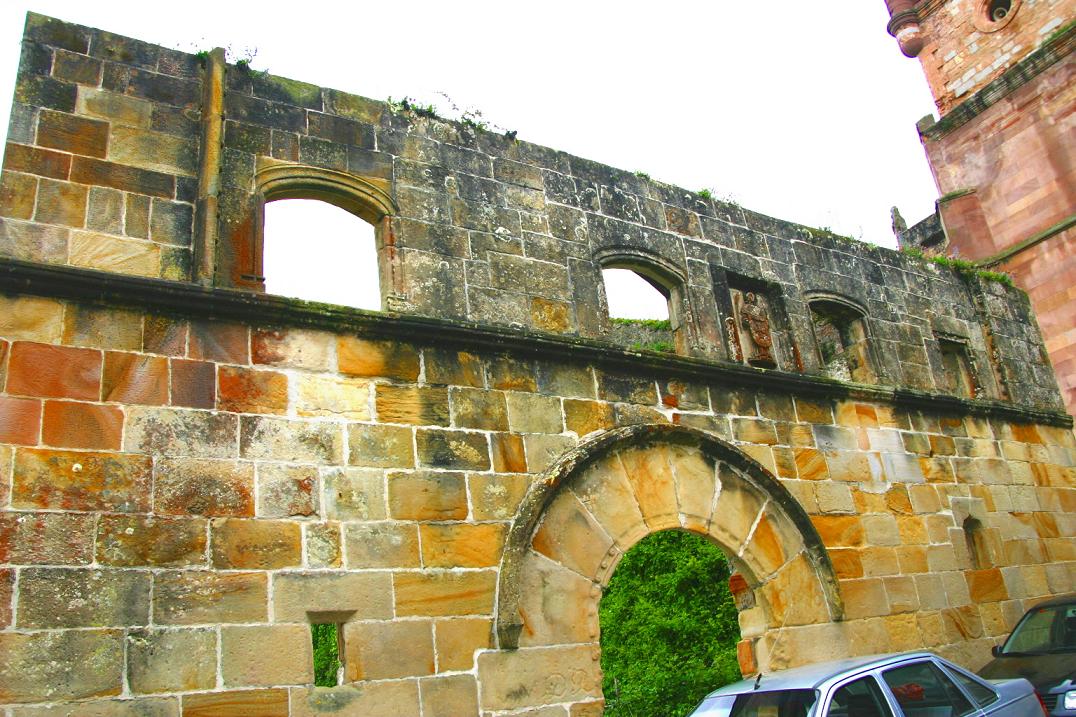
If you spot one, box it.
[311,623,340,687]
[600,530,742,716]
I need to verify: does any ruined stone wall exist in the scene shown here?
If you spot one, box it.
[0,13,1073,717]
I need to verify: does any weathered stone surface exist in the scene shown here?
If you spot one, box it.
[344,620,434,680]
[252,328,333,370]
[344,522,420,568]
[222,624,313,686]
[322,467,386,521]
[516,551,597,647]
[42,400,123,450]
[7,341,101,400]
[394,570,497,617]
[13,448,151,513]
[506,392,563,434]
[257,463,318,517]
[182,689,289,717]
[477,645,602,711]
[0,630,123,703]
[416,428,490,470]
[420,522,506,568]
[273,571,393,621]
[434,617,493,671]
[127,627,216,694]
[348,423,414,468]
[450,387,509,431]
[96,515,207,567]
[154,458,254,517]
[125,407,237,458]
[18,568,150,628]
[421,674,480,717]
[375,385,450,426]
[240,416,343,464]
[218,366,289,415]
[469,472,532,520]
[0,296,64,342]
[289,681,420,717]
[153,571,267,625]
[337,336,420,380]
[0,511,95,565]
[211,518,302,569]
[304,522,342,568]
[388,470,467,521]
[295,374,370,420]
[532,489,612,578]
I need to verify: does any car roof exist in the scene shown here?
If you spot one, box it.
[704,652,941,697]
[1022,592,1076,610]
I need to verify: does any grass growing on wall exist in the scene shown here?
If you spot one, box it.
[599,530,742,716]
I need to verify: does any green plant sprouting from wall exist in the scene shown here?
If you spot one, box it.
[386,92,518,139]
[900,247,1014,286]
[611,317,672,332]
[311,624,341,687]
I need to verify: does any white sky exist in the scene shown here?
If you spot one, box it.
[1,2,943,313]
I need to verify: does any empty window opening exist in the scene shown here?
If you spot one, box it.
[311,623,342,687]
[263,199,380,310]
[987,0,1012,22]
[602,267,676,353]
[809,301,874,383]
[599,530,741,716]
[963,517,990,570]
[939,339,977,398]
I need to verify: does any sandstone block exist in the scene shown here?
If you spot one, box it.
[425,348,485,388]
[252,328,333,370]
[968,567,1009,603]
[375,384,450,426]
[69,232,160,277]
[127,627,216,694]
[96,515,206,567]
[469,472,532,520]
[110,126,196,176]
[289,682,420,717]
[343,522,420,568]
[434,617,492,671]
[322,467,386,521]
[416,428,490,470]
[523,433,575,472]
[388,471,467,521]
[477,644,601,711]
[222,624,313,686]
[64,303,140,354]
[295,374,370,420]
[18,567,150,628]
[257,463,318,518]
[0,296,63,343]
[829,548,864,580]
[344,620,434,680]
[571,455,647,548]
[506,392,563,434]
[218,366,289,415]
[37,109,108,158]
[450,386,509,431]
[758,555,831,627]
[13,448,151,512]
[840,578,890,619]
[304,522,342,568]
[491,432,528,473]
[883,575,920,614]
[671,447,717,526]
[240,415,343,464]
[169,359,215,408]
[348,423,414,468]
[154,458,254,517]
[125,407,237,458]
[153,571,267,625]
[273,571,393,621]
[394,570,497,617]
[860,546,900,577]
[487,354,538,392]
[42,400,122,449]
[86,186,123,234]
[102,352,168,404]
[420,522,506,568]
[0,511,95,565]
[0,215,69,264]
[182,689,289,717]
[810,515,866,548]
[516,551,597,647]
[188,320,249,364]
[211,518,302,569]
[0,395,42,445]
[563,399,615,437]
[3,142,72,179]
[421,674,479,717]
[7,341,101,400]
[0,630,123,703]
[337,336,420,380]
[532,489,612,578]
[0,568,11,626]
[34,178,87,227]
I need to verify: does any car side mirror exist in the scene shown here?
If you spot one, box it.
[991,645,1001,657]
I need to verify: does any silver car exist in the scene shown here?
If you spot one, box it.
[689,651,1044,717]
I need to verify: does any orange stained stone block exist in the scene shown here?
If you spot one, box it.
[531,489,612,578]
[794,448,828,480]
[337,336,420,380]
[810,515,866,548]
[41,400,122,450]
[0,395,41,445]
[7,342,102,401]
[182,689,288,717]
[394,570,497,617]
[217,366,288,415]
[102,352,168,405]
[420,522,506,569]
[617,446,678,529]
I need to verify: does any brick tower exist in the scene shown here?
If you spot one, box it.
[884,0,1075,416]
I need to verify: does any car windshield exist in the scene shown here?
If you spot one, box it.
[1002,604,1076,655]
[691,689,818,717]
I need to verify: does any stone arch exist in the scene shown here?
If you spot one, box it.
[489,424,842,710]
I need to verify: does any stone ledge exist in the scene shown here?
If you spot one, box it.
[0,257,1070,428]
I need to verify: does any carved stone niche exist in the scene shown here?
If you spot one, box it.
[727,287,779,369]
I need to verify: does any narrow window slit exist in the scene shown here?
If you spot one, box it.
[311,622,343,687]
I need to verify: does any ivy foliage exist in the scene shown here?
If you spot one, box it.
[599,530,742,716]
[311,623,341,687]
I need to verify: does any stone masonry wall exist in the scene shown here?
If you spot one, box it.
[0,13,1074,717]
[914,0,1072,113]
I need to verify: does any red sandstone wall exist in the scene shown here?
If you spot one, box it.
[916,0,1074,113]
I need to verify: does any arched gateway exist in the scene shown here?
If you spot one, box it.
[478,423,844,714]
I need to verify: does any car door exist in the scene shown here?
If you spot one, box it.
[879,659,983,717]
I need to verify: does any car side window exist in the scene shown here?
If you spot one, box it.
[827,676,895,717]
[882,661,976,717]
[944,666,998,708]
